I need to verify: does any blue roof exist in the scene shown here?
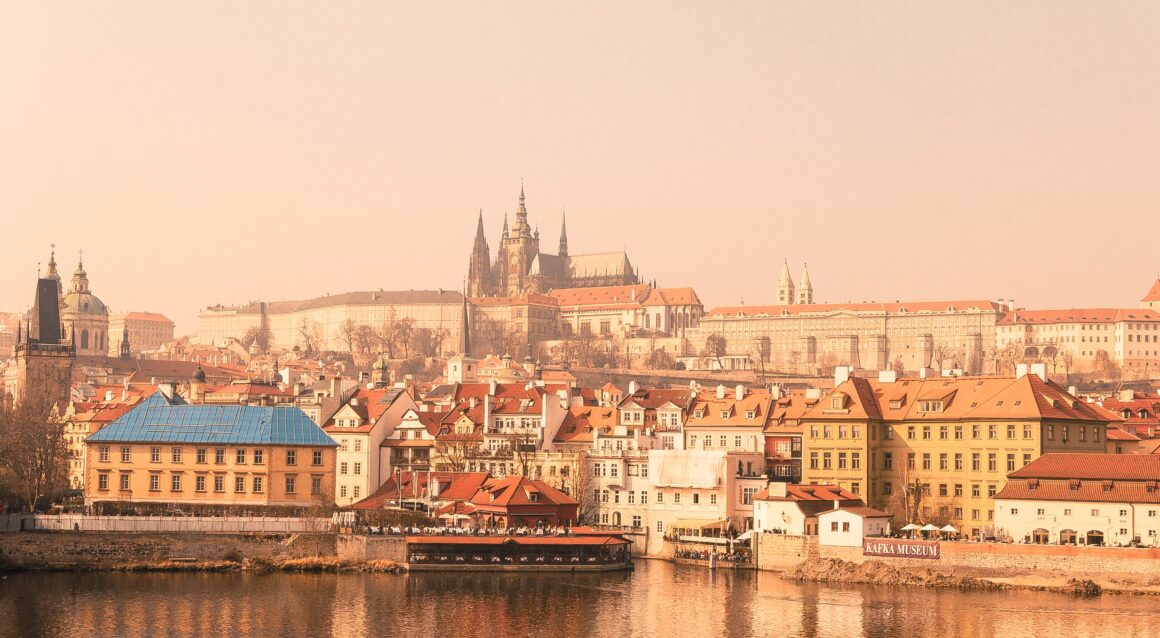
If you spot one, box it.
[86,392,337,447]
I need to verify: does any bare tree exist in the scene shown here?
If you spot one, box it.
[703,334,727,370]
[1042,344,1060,376]
[1060,349,1074,383]
[336,319,359,354]
[931,342,952,371]
[242,324,272,353]
[891,355,905,376]
[786,350,803,375]
[353,324,378,356]
[887,462,924,524]
[296,318,321,356]
[0,378,70,512]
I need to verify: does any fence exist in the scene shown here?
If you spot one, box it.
[4,514,333,533]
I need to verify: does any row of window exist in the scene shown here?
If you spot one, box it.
[97,446,326,466]
[95,472,322,495]
[1011,507,1158,518]
[809,423,1102,444]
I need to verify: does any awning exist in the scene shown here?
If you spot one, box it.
[920,524,939,532]
[670,518,729,531]
[901,523,920,531]
[735,530,754,542]
[940,524,958,533]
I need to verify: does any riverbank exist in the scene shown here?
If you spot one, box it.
[99,557,405,574]
[780,557,1160,596]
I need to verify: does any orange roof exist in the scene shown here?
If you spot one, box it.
[549,284,652,308]
[470,476,578,508]
[1106,428,1141,441]
[121,311,174,323]
[705,300,1000,319]
[754,483,859,502]
[1142,279,1160,303]
[469,293,558,307]
[1009,453,1160,481]
[687,388,772,427]
[642,287,701,307]
[997,308,1160,325]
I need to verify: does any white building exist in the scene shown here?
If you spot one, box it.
[817,507,892,547]
[323,386,416,506]
[752,483,862,535]
[994,453,1160,546]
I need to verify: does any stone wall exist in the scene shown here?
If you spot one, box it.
[0,532,336,569]
[755,532,1160,579]
[335,536,407,563]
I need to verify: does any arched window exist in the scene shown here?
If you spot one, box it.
[80,329,89,350]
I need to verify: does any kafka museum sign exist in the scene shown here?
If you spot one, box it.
[863,539,940,559]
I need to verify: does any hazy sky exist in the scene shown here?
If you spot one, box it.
[2,2,1158,334]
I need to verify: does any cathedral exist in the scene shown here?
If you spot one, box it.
[467,185,640,297]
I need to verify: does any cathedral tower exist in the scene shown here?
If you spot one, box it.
[467,210,492,297]
[776,259,796,305]
[14,248,75,409]
[797,263,814,305]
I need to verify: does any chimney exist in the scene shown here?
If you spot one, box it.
[769,482,788,498]
[469,396,478,409]
[878,370,896,384]
[834,366,851,385]
[104,390,114,402]
[716,385,726,400]
[735,384,744,400]
[1016,363,1029,379]
[489,379,498,396]
[1030,363,1047,381]
[330,376,340,399]
[159,382,177,401]
[628,380,638,395]
[833,500,840,511]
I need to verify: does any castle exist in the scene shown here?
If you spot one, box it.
[467,185,640,297]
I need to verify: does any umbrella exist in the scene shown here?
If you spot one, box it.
[901,523,920,531]
[735,530,753,542]
[920,524,938,531]
[940,524,958,534]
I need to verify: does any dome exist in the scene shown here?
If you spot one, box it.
[62,291,108,316]
[192,364,206,383]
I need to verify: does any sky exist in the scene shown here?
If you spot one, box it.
[1,2,1158,335]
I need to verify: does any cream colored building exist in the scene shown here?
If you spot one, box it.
[109,312,176,356]
[686,299,1001,374]
[996,307,1160,377]
[323,385,417,507]
[994,453,1160,546]
[198,290,466,355]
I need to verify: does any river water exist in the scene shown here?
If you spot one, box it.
[0,560,1156,637]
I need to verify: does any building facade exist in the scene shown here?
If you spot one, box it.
[84,392,337,511]
[995,307,1160,377]
[800,366,1112,539]
[109,312,176,356]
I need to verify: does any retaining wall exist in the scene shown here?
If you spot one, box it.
[335,536,407,563]
[6,515,333,533]
[755,532,1160,579]
[0,532,336,569]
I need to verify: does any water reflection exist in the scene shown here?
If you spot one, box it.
[0,562,1156,638]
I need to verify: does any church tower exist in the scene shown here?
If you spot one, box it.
[558,209,569,258]
[499,183,540,296]
[15,248,75,409]
[61,251,109,357]
[467,210,492,297]
[797,263,814,305]
[776,259,796,305]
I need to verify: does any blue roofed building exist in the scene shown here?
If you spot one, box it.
[84,390,338,513]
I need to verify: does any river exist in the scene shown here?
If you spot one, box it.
[0,560,1155,637]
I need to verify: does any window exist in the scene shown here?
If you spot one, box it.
[809,452,819,470]
[353,462,362,475]
[214,475,225,493]
[939,426,948,440]
[923,426,931,440]
[851,453,861,470]
[340,463,348,475]
[838,453,848,470]
[988,425,997,440]
[1091,509,1099,517]
[907,453,915,470]
[313,450,324,466]
[972,509,980,520]
[954,425,963,440]
[149,474,160,491]
[253,476,263,493]
[673,492,681,504]
[939,484,948,497]
[196,475,206,492]
[214,448,225,464]
[1036,508,1045,516]
[98,473,109,490]
[312,477,322,496]
[1023,453,1031,467]
[734,436,742,449]
[197,448,207,464]
[1010,508,1019,516]
[922,453,931,471]
[883,482,893,496]
[692,493,699,505]
[719,436,727,448]
[121,446,131,463]
[1007,424,1016,439]
[120,473,131,490]
[954,453,963,471]
[972,424,980,439]
[99,446,110,462]
[954,484,963,497]
[641,464,648,478]
[885,427,893,440]
[657,521,664,533]
[987,484,996,497]
[1006,454,1015,472]
[641,491,648,505]
[285,476,297,494]
[1120,509,1128,517]
[171,448,183,463]
[235,477,246,493]
[1063,508,1071,516]
[712,493,720,505]
[851,482,860,495]
[236,449,246,464]
[883,452,893,470]
[971,484,980,498]
[823,453,832,470]
[286,450,297,465]
[628,491,636,505]
[610,465,619,478]
[831,522,839,532]
[939,453,948,471]
[656,491,663,503]
[171,475,182,491]
[633,515,642,528]
[988,454,997,472]
[1023,424,1032,439]
[742,488,757,505]
[1047,425,1054,441]
[907,426,915,440]
[971,453,980,471]
[340,485,348,498]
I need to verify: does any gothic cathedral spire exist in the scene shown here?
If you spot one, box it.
[559,208,569,257]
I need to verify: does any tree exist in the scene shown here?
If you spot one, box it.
[998,342,1022,375]
[646,344,676,370]
[336,319,359,354]
[0,378,70,512]
[786,350,803,375]
[1060,349,1074,382]
[391,318,417,358]
[241,324,272,354]
[353,324,378,356]
[887,463,924,524]
[1042,344,1060,376]
[891,355,905,377]
[931,342,952,371]
[296,318,321,356]
[703,334,727,370]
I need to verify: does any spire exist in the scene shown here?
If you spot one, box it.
[45,244,60,282]
[558,208,569,257]
[502,213,509,239]
[797,262,814,305]
[71,250,90,294]
[776,259,796,305]
[460,282,472,356]
[475,209,486,242]
[512,181,530,237]
[120,324,131,359]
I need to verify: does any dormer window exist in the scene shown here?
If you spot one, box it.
[529,492,539,503]
[694,410,704,419]
[746,410,756,419]
[889,400,902,410]
[719,410,730,419]
[830,397,843,410]
[919,401,943,413]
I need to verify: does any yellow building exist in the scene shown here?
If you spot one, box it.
[800,366,1111,538]
[84,391,337,513]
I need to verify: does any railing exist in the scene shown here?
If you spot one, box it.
[17,515,333,533]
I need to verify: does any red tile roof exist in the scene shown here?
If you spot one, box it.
[997,308,1160,325]
[754,483,859,502]
[1008,453,1160,481]
[705,300,1000,319]
[1142,279,1160,303]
